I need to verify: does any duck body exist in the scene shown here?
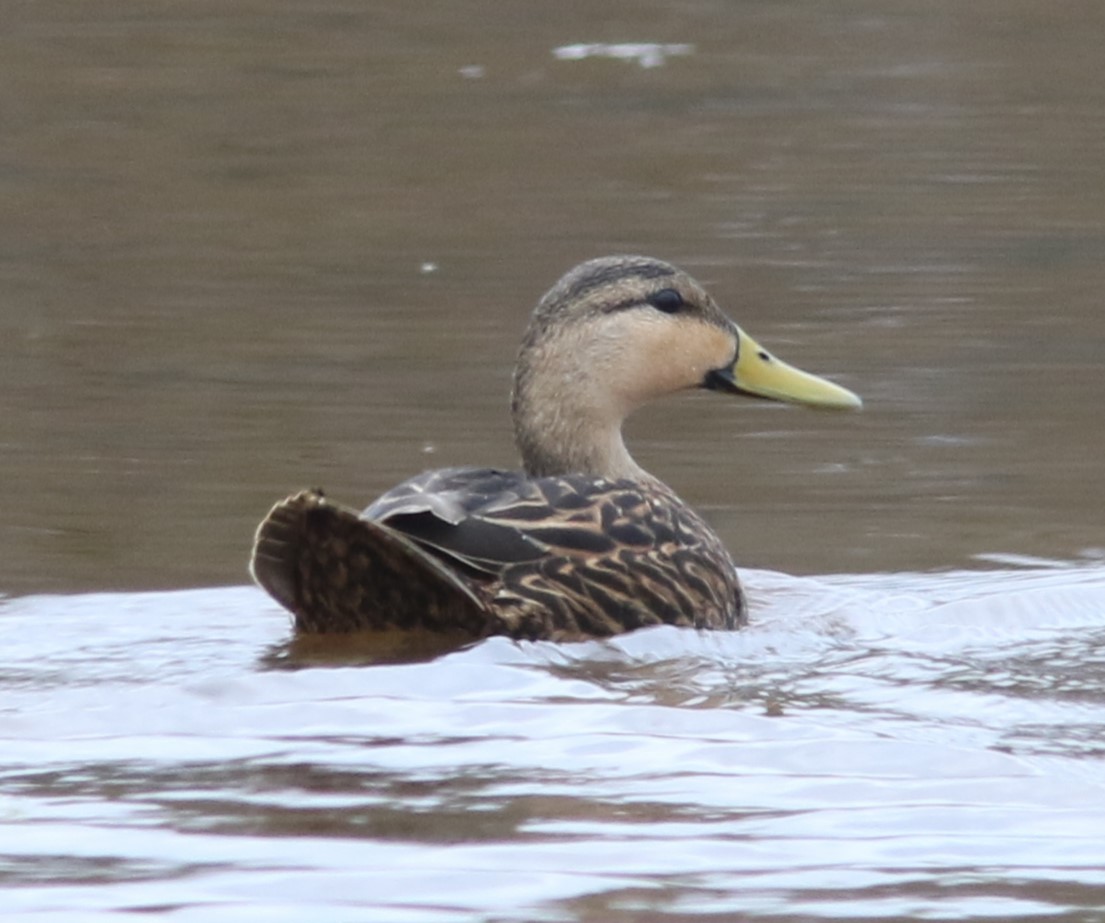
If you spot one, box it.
[254,467,743,640]
[251,255,860,640]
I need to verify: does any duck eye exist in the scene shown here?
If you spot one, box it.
[647,288,684,314]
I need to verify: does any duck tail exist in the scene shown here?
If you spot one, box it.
[250,489,491,635]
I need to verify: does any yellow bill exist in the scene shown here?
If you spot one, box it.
[708,327,862,410]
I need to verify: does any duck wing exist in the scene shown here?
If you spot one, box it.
[365,466,659,575]
[363,467,552,576]
[251,488,491,635]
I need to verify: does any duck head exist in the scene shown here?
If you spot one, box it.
[511,255,861,479]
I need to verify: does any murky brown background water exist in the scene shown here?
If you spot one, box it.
[3,2,1105,921]
[3,0,1103,595]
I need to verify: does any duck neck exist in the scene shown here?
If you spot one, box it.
[511,361,649,482]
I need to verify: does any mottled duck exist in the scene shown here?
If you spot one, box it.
[251,256,860,641]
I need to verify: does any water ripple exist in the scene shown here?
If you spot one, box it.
[2,566,1105,919]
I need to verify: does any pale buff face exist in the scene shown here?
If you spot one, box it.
[563,308,738,416]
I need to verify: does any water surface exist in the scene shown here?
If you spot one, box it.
[4,566,1105,921]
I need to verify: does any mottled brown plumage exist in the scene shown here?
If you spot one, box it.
[251,255,861,640]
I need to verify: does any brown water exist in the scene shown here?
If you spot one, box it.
[3,1,1105,920]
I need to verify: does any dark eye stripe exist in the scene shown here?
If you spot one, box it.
[601,295,644,314]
